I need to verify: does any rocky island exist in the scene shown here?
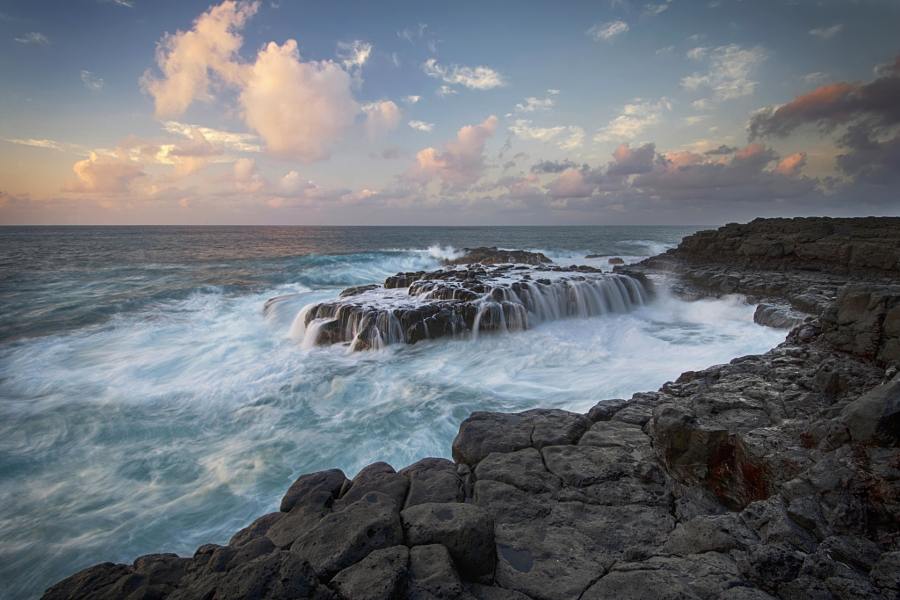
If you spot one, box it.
[45,217,899,600]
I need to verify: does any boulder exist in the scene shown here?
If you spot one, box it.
[401,502,495,579]
[291,492,403,578]
[280,469,347,513]
[329,546,409,600]
[400,458,463,507]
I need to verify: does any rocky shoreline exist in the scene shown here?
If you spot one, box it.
[45,217,899,600]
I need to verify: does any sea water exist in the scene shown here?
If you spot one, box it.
[0,226,785,599]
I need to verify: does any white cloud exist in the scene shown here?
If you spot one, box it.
[240,40,359,161]
[643,1,672,17]
[362,100,401,138]
[809,24,843,40]
[336,40,372,69]
[4,138,73,152]
[587,21,629,42]
[686,46,708,60]
[509,120,584,150]
[403,95,421,104]
[141,0,257,117]
[408,120,434,132]
[233,157,264,192]
[515,95,555,113]
[594,97,671,142]
[680,44,766,101]
[802,72,829,86]
[108,0,135,7]
[14,32,49,45]
[162,121,261,153]
[422,58,506,90]
[436,85,458,97]
[80,70,104,91]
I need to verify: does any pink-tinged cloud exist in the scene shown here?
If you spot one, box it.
[547,168,594,198]
[775,152,808,176]
[410,116,498,187]
[240,40,359,161]
[67,151,144,194]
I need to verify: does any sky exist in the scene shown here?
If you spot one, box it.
[0,0,898,225]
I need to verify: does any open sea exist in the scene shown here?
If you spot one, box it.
[0,226,786,599]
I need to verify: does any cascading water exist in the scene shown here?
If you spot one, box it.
[290,271,650,350]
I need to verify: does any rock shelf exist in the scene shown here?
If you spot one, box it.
[45,218,900,600]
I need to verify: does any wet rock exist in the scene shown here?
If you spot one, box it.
[753,303,805,329]
[608,257,625,265]
[291,491,403,578]
[329,545,409,600]
[281,469,347,513]
[42,564,135,600]
[401,502,495,580]
[662,514,757,555]
[400,458,464,507]
[446,247,552,266]
[210,551,329,600]
[268,490,336,548]
[453,412,534,466]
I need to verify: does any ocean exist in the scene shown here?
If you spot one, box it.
[0,226,786,599]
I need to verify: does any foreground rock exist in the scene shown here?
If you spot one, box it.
[46,218,900,599]
[278,265,649,351]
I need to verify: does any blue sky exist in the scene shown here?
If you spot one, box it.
[1,0,898,224]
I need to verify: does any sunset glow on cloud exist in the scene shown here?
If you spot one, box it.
[1,0,898,224]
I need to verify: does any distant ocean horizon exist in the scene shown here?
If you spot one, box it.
[0,225,785,598]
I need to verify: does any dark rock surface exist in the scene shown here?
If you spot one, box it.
[46,218,900,600]
[288,265,649,351]
[445,247,552,266]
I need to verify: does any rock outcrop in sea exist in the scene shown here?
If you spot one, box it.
[273,247,650,351]
[44,218,900,600]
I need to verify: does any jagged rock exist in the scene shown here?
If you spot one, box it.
[329,546,409,600]
[291,491,403,578]
[268,490,336,548]
[662,514,757,555]
[754,302,805,329]
[446,247,552,266]
[401,502,495,579]
[281,469,347,513]
[840,373,900,444]
[289,265,648,351]
[400,458,464,507]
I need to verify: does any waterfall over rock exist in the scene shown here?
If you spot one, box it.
[276,264,652,351]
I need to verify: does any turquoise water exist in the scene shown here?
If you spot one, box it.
[0,226,785,599]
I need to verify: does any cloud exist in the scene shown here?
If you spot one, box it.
[107,0,135,6]
[3,138,80,153]
[802,72,830,86]
[68,150,144,193]
[509,120,585,150]
[515,94,555,113]
[749,59,900,139]
[704,144,737,156]
[336,40,372,70]
[162,121,261,153]
[142,0,257,118]
[809,24,843,40]
[14,32,49,45]
[643,1,672,17]
[80,70,104,91]
[403,95,421,104]
[233,157,264,192]
[681,44,766,101]
[531,159,578,174]
[397,23,428,44]
[409,115,498,187]
[594,97,671,142]
[240,40,359,161]
[362,100,401,138]
[774,152,807,176]
[422,58,506,91]
[607,142,656,175]
[587,20,629,42]
[548,168,595,198]
[408,120,434,132]
[436,85,457,97]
